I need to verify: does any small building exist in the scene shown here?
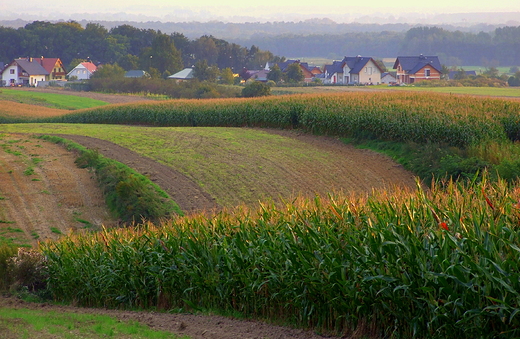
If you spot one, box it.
[67,62,97,80]
[381,72,397,84]
[167,68,194,82]
[1,58,49,86]
[448,70,477,80]
[393,55,442,84]
[124,70,150,78]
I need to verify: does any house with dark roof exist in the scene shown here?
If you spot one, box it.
[273,60,316,83]
[322,56,382,85]
[381,72,397,84]
[67,62,97,80]
[342,56,382,84]
[393,55,442,84]
[124,70,150,78]
[1,58,49,86]
[448,70,477,80]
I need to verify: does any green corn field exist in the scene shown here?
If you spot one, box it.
[38,92,520,148]
[41,176,520,338]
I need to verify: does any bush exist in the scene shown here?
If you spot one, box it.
[241,81,271,97]
[0,244,18,291]
[7,248,48,292]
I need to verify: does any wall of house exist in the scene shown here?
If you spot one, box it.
[69,66,91,80]
[2,65,19,86]
[410,66,441,83]
[357,60,381,85]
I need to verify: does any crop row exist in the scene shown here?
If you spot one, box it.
[41,177,520,338]
[37,92,520,148]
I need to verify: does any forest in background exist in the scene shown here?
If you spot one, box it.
[0,20,519,74]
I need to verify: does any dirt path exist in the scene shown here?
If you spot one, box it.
[0,295,346,339]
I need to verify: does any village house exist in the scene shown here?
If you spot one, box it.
[381,72,397,84]
[38,57,67,81]
[67,61,97,80]
[323,56,383,85]
[274,60,316,83]
[167,68,195,82]
[1,58,49,86]
[393,55,442,84]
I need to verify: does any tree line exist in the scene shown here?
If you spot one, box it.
[0,21,284,78]
[233,25,520,67]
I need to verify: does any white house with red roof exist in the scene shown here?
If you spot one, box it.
[67,62,97,80]
[1,58,49,86]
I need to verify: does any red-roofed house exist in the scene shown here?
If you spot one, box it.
[67,62,97,80]
[38,57,67,81]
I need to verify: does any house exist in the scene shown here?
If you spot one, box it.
[393,55,442,84]
[275,60,315,83]
[38,57,67,81]
[342,56,382,85]
[322,56,383,85]
[381,72,397,84]
[448,70,477,80]
[167,68,194,82]
[67,62,97,80]
[1,58,49,86]
[125,70,150,78]
[323,61,344,84]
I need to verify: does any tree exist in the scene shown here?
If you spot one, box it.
[149,33,183,75]
[90,63,125,79]
[267,64,283,83]
[508,71,520,87]
[242,81,271,97]
[118,54,139,71]
[374,59,387,73]
[219,67,234,85]
[285,63,304,83]
[193,60,219,82]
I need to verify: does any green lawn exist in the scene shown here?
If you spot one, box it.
[0,88,109,110]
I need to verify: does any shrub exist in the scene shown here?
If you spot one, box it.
[7,248,48,292]
[0,244,18,291]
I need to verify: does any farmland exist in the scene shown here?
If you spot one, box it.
[2,89,520,338]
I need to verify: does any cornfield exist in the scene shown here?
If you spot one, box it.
[41,177,520,338]
[38,92,520,148]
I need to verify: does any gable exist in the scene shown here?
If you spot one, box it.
[394,55,442,73]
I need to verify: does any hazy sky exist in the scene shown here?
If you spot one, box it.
[2,0,519,22]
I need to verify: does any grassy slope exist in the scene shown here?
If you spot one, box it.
[0,88,109,110]
[0,124,395,208]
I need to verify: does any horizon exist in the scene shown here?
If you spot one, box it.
[2,0,519,24]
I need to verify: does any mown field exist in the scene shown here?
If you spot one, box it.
[2,89,520,338]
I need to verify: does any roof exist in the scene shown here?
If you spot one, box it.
[382,72,397,78]
[393,55,442,73]
[125,70,148,78]
[448,70,477,80]
[167,68,194,80]
[14,58,49,76]
[341,56,383,74]
[38,57,63,73]
[81,62,97,73]
[324,61,344,78]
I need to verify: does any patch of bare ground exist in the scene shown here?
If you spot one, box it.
[0,295,349,339]
[0,133,116,245]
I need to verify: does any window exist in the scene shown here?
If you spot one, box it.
[10,69,14,74]
[425,68,431,77]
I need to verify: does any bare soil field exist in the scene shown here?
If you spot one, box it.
[0,133,116,246]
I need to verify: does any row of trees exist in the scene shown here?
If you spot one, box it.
[0,21,285,78]
[235,25,520,67]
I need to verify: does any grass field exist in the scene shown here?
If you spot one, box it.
[0,88,109,110]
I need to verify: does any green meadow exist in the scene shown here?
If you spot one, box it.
[0,88,110,110]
